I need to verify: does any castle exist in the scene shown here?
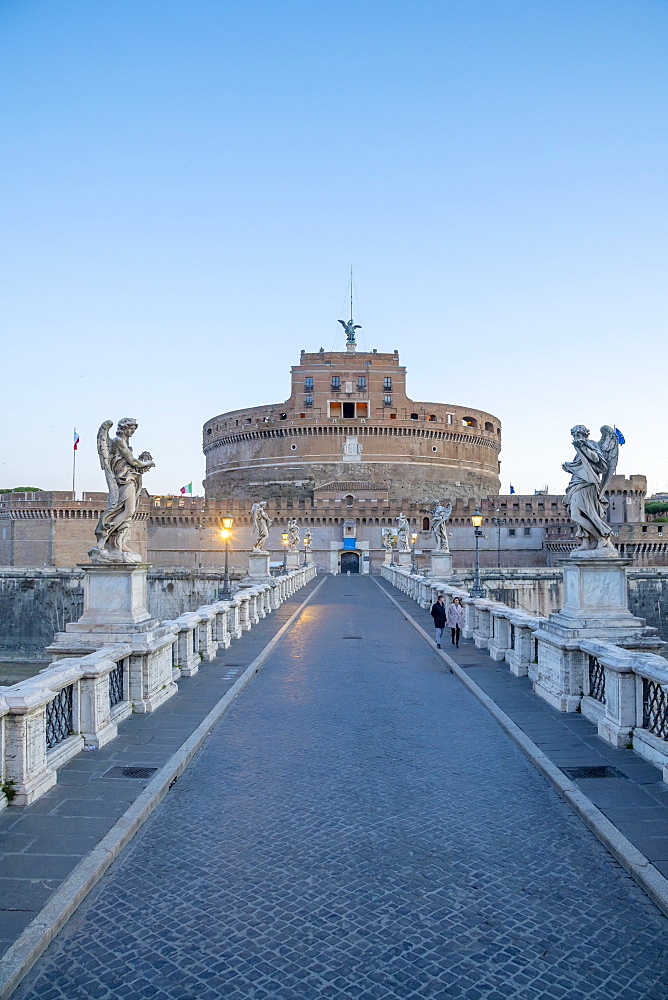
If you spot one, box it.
[203,345,501,503]
[0,340,655,574]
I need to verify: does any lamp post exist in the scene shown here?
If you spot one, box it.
[281,531,289,573]
[219,514,234,597]
[470,507,484,597]
[491,513,507,569]
[411,531,419,573]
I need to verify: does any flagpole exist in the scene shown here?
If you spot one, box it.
[72,428,77,500]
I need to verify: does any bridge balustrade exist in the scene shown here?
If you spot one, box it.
[0,565,317,809]
[381,564,668,784]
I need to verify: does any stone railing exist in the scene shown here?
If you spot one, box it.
[381,564,668,782]
[0,565,317,808]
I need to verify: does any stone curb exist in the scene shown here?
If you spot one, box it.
[374,578,668,920]
[0,577,326,1000]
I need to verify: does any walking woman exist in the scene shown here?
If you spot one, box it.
[447,596,464,647]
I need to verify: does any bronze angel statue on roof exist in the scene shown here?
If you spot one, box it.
[88,418,155,564]
[562,424,618,553]
[338,318,361,343]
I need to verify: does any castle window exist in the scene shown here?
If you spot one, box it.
[290,443,297,451]
[331,376,340,390]
[304,376,313,390]
[410,412,418,420]
[383,377,392,390]
[509,528,516,536]
[206,428,212,435]
[432,446,437,452]
[428,414,436,421]
[342,402,355,418]
[485,422,493,432]
[357,376,366,389]
[422,517,430,530]
[345,495,354,507]
[462,416,477,428]
[524,527,531,536]
[305,395,313,406]
[384,395,392,406]
[446,413,453,424]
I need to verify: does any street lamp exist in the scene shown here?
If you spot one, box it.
[219,514,234,596]
[491,513,507,568]
[281,531,289,573]
[470,507,484,597]
[411,531,419,573]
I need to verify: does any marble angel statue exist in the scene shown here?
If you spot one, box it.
[428,499,453,552]
[303,528,313,551]
[381,527,394,551]
[287,518,300,549]
[562,424,618,553]
[89,418,155,564]
[250,501,272,553]
[396,512,410,551]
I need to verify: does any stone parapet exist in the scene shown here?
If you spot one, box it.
[381,563,668,782]
[0,564,317,808]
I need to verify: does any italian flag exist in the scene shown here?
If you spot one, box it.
[180,482,192,495]
[73,429,80,451]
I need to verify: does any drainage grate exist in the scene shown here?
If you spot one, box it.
[342,636,363,639]
[103,766,159,780]
[561,766,626,780]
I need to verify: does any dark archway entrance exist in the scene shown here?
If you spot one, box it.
[340,552,360,574]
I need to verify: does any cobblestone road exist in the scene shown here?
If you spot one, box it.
[14,576,668,999]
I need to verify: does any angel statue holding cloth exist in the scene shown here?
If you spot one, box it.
[88,418,155,564]
[562,424,619,554]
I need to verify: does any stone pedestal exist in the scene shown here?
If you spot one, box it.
[77,563,151,625]
[47,563,178,714]
[395,551,412,568]
[549,554,644,635]
[430,551,453,579]
[286,550,301,570]
[248,551,271,580]
[533,553,647,712]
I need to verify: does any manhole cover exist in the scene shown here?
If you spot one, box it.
[103,766,159,779]
[561,766,626,780]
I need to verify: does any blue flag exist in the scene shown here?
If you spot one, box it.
[509,484,515,494]
[614,427,625,446]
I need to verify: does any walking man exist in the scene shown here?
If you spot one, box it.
[447,596,464,648]
[430,594,447,648]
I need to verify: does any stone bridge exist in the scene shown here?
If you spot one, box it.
[1,569,668,998]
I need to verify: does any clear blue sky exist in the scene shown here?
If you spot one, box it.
[1,0,666,497]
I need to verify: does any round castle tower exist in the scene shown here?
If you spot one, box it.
[203,344,501,502]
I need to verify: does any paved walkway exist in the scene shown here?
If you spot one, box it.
[0,579,322,961]
[381,580,668,879]
[10,575,668,999]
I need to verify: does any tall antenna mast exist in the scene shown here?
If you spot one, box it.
[350,265,354,322]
